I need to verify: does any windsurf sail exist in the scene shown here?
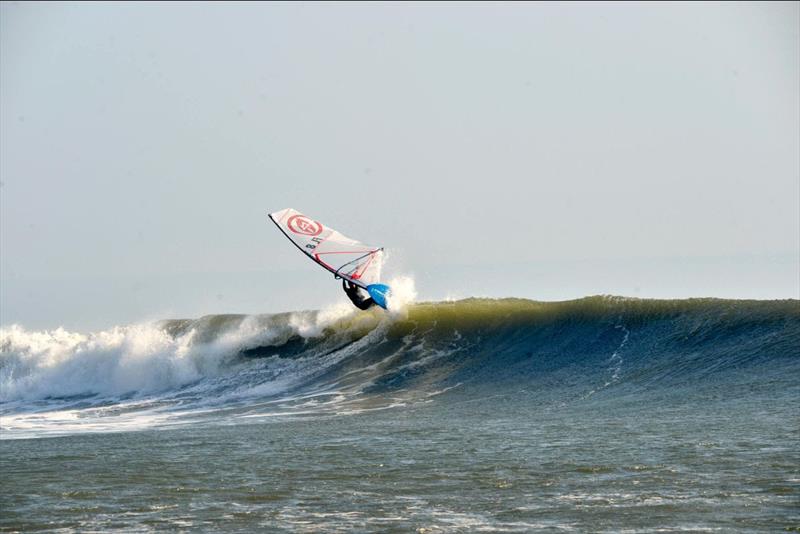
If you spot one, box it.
[268,208,384,289]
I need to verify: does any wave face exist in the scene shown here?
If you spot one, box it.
[1,296,798,438]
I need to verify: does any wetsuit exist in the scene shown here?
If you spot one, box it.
[343,280,375,310]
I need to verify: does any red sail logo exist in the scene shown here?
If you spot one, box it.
[287,215,323,236]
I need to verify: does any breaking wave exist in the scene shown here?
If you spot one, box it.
[1,296,798,438]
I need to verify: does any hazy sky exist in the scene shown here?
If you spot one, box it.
[2,1,798,329]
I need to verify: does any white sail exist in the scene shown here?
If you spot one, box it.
[268,208,384,288]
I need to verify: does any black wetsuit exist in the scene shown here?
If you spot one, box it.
[343,280,375,310]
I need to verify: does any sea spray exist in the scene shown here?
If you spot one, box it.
[385,275,418,315]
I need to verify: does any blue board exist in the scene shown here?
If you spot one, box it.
[366,284,391,310]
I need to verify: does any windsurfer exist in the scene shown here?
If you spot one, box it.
[343,279,375,310]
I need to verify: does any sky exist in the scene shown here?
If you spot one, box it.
[1,1,798,330]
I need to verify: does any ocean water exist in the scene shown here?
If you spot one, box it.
[1,296,799,532]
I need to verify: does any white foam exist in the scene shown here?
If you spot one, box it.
[0,323,205,401]
[0,304,366,403]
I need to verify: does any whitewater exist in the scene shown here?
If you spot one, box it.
[1,294,799,531]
